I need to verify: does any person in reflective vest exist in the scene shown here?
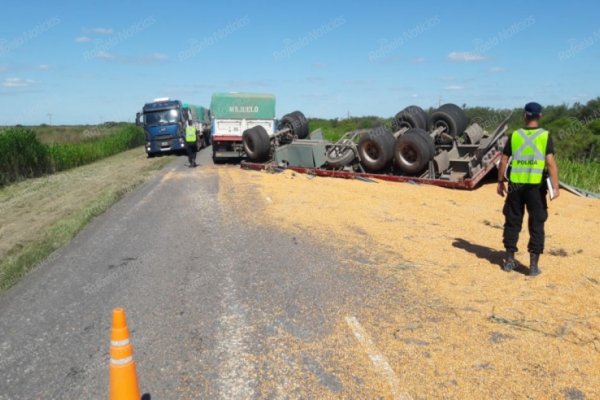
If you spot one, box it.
[497,102,560,276]
[185,121,197,168]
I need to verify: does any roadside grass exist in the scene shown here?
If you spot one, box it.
[557,158,600,193]
[0,149,172,292]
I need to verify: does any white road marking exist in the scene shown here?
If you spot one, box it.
[217,273,255,399]
[345,316,412,400]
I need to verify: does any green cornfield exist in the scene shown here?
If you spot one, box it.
[0,125,144,187]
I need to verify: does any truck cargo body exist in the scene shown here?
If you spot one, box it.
[210,92,276,161]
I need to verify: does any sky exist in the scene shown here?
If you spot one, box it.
[0,0,599,125]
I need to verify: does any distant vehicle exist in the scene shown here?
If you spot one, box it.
[136,98,209,157]
[210,92,277,162]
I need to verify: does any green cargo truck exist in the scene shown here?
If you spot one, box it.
[210,92,277,161]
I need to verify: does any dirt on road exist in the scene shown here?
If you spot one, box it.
[218,166,600,399]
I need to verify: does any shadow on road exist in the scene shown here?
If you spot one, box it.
[452,238,528,275]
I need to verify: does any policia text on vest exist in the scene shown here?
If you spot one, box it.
[509,128,549,184]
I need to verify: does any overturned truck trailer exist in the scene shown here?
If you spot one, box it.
[241,104,511,190]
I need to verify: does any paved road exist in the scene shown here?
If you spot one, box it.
[0,149,402,399]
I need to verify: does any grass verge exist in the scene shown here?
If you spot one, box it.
[0,149,172,292]
[557,158,600,193]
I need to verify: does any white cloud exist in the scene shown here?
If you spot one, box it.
[413,57,426,64]
[3,77,35,88]
[95,51,115,59]
[37,64,50,70]
[445,85,464,90]
[75,36,92,43]
[488,66,506,73]
[448,51,486,62]
[0,65,8,73]
[148,53,168,61]
[85,28,113,35]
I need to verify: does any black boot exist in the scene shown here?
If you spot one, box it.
[529,253,541,276]
[503,251,516,272]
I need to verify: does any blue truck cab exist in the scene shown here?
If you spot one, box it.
[136,98,187,156]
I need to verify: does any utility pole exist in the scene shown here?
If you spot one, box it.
[46,113,52,125]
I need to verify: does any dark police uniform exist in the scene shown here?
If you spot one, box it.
[502,129,554,255]
[185,125,197,167]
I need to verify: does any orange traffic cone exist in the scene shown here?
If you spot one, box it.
[109,308,141,400]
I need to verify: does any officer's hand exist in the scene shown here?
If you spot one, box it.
[553,187,560,199]
[497,181,506,197]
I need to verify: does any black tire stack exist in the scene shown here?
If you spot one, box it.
[349,103,467,175]
[279,111,309,140]
[393,128,435,174]
[430,103,468,139]
[357,126,395,172]
[392,105,429,131]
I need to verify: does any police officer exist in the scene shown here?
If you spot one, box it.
[497,102,560,276]
[185,120,198,167]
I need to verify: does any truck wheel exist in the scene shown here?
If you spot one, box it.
[392,105,429,131]
[394,128,435,175]
[431,103,468,138]
[357,126,394,172]
[325,145,356,168]
[289,111,309,139]
[243,126,271,162]
[280,111,309,139]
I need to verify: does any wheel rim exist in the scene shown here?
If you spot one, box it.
[400,144,418,166]
[363,142,380,163]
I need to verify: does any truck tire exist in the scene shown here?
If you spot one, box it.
[431,103,468,138]
[392,105,429,131]
[357,126,395,172]
[289,111,309,139]
[243,126,271,162]
[325,145,356,168]
[280,111,309,140]
[394,128,435,175]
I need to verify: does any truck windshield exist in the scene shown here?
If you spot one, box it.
[144,109,179,126]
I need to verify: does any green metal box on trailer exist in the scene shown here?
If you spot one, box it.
[210,93,276,120]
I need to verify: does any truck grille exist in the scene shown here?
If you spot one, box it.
[154,134,173,141]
